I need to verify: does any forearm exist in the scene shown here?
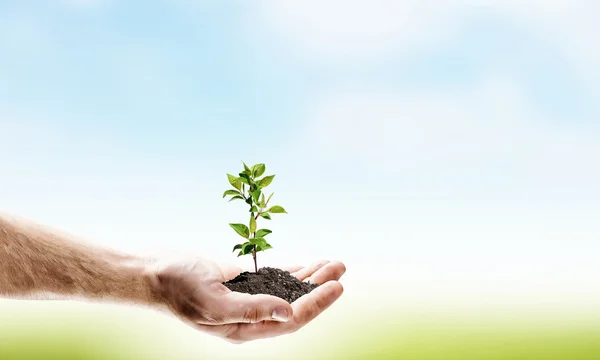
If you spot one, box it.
[0,212,161,307]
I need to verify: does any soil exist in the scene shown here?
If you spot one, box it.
[223,267,319,303]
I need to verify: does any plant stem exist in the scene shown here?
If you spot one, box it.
[251,206,263,272]
[252,244,257,273]
[246,192,261,273]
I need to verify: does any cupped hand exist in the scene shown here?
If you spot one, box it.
[146,257,345,343]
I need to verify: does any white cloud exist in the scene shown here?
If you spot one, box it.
[250,0,599,209]
[255,0,597,55]
[253,0,600,210]
[495,1,600,97]
[305,72,600,199]
[254,1,600,92]
[254,0,460,62]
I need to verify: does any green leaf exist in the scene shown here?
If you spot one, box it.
[260,193,266,208]
[251,189,261,204]
[260,212,271,220]
[249,237,268,249]
[268,205,287,214]
[249,205,258,213]
[245,197,253,205]
[256,240,273,252]
[229,223,249,239]
[228,195,244,202]
[227,174,241,190]
[232,244,243,252]
[249,214,256,234]
[237,250,244,257]
[238,176,250,185]
[258,175,275,188]
[242,162,252,176]
[223,189,241,198]
[266,192,274,206]
[255,229,272,237]
[253,163,266,178]
[241,173,257,190]
[242,242,255,255]
[239,172,250,182]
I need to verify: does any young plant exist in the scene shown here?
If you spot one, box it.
[223,162,287,273]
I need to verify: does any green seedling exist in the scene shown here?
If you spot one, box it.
[223,162,287,272]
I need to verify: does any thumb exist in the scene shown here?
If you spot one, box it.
[216,292,294,324]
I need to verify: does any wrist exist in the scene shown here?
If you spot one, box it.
[115,254,168,310]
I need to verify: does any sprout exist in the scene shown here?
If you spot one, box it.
[223,162,287,272]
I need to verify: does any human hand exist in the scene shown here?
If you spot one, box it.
[145,258,345,343]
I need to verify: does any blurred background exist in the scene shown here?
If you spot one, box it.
[1,0,599,359]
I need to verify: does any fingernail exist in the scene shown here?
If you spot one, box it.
[272,308,289,322]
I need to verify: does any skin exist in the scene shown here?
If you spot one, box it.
[0,212,345,343]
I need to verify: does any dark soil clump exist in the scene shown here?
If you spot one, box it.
[223,267,319,303]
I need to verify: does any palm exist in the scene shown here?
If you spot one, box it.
[174,259,346,343]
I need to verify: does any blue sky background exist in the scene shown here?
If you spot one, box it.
[1,0,599,311]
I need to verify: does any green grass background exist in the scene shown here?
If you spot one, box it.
[1,299,599,359]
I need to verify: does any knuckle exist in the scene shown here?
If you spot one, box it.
[299,300,320,323]
[317,260,329,267]
[305,307,320,323]
[243,306,261,323]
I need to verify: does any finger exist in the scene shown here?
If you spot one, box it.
[292,260,330,281]
[229,280,344,342]
[281,265,304,273]
[290,280,344,327]
[218,264,243,281]
[211,291,294,325]
[304,261,346,284]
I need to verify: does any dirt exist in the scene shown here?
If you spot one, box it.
[223,267,319,303]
